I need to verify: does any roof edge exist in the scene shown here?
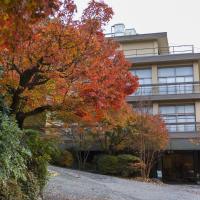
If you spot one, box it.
[108,32,168,42]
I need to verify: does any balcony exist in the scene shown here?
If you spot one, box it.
[133,81,200,95]
[123,45,194,58]
[166,122,198,133]
[127,81,200,102]
[165,122,200,140]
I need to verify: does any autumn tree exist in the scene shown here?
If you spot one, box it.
[0,0,138,128]
[95,103,135,153]
[0,0,62,49]
[66,123,96,170]
[60,102,134,154]
[128,113,168,179]
[98,106,168,179]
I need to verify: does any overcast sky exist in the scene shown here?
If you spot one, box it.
[75,0,200,52]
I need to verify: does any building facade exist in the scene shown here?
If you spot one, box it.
[109,24,200,182]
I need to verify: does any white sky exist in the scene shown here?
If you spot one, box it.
[75,0,200,52]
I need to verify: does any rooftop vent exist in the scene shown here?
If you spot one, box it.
[111,24,137,36]
[111,23,125,36]
[125,28,137,35]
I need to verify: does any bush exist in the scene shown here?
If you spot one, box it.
[0,114,30,182]
[117,154,140,177]
[0,113,30,200]
[95,154,140,177]
[24,129,59,194]
[20,172,40,200]
[96,155,119,175]
[53,150,74,168]
[0,113,59,200]
[0,179,25,200]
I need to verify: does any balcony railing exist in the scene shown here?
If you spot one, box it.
[123,45,194,57]
[165,122,200,133]
[131,81,200,96]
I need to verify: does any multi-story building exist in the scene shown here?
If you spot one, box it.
[107,24,200,182]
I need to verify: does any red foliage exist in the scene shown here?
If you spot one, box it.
[0,0,138,127]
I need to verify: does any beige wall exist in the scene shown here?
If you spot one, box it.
[193,62,200,82]
[120,41,158,57]
[119,38,170,57]
[153,103,159,115]
[152,64,158,84]
[195,101,200,123]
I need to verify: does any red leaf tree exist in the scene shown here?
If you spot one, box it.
[0,0,138,128]
[128,113,169,179]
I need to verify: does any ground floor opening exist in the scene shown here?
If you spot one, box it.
[161,150,200,183]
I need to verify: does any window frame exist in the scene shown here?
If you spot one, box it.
[158,65,194,94]
[130,67,152,96]
[159,104,196,133]
[158,65,194,83]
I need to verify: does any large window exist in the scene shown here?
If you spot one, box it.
[158,66,194,94]
[159,104,196,132]
[131,68,152,95]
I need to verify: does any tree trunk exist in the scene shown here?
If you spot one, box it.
[16,112,25,129]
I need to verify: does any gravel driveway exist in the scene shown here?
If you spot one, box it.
[44,166,200,200]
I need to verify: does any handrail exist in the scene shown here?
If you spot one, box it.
[122,45,195,57]
[161,114,195,117]
[131,81,200,96]
[104,32,196,56]
[124,45,193,52]
[164,122,200,133]
[135,81,200,87]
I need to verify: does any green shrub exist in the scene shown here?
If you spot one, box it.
[0,179,25,200]
[95,154,140,177]
[20,172,40,200]
[96,155,119,175]
[0,113,30,199]
[117,154,140,177]
[0,112,59,200]
[0,114,30,182]
[53,150,74,168]
[24,129,59,193]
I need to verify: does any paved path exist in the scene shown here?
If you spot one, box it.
[44,166,200,200]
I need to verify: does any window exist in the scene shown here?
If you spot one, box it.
[159,104,195,132]
[131,68,152,95]
[158,66,193,94]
